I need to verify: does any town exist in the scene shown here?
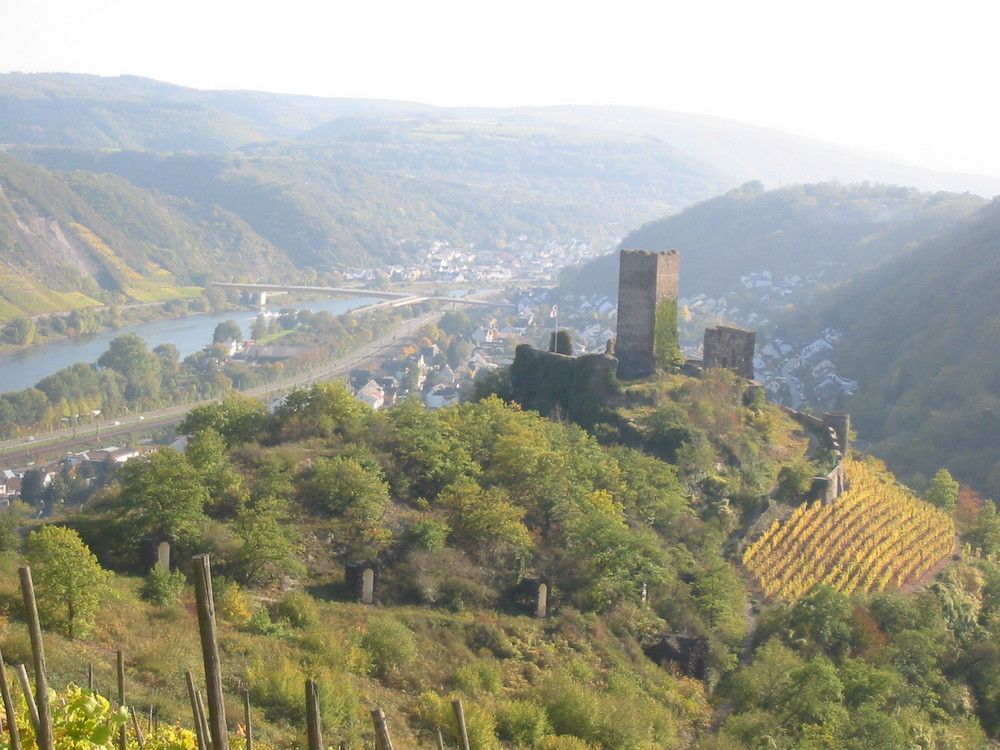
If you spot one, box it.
[0,236,859,507]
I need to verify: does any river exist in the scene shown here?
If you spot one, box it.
[0,296,380,394]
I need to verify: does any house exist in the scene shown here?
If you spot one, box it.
[81,447,141,465]
[355,380,386,411]
[471,326,500,346]
[0,469,22,501]
[424,384,461,409]
[374,377,400,407]
[802,338,834,359]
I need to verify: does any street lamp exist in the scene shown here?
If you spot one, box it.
[92,409,102,444]
[61,414,79,438]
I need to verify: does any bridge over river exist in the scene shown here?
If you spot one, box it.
[212,282,514,309]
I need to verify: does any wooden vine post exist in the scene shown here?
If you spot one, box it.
[305,679,323,750]
[0,648,23,750]
[451,699,471,750]
[185,671,209,750]
[18,566,53,750]
[193,555,229,750]
[14,665,38,733]
[371,708,396,750]
[243,688,253,750]
[117,650,127,750]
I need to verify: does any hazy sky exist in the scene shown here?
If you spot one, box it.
[2,0,997,176]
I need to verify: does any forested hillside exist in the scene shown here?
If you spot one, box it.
[5,369,1000,749]
[781,196,1000,499]
[0,151,293,319]
[560,181,984,298]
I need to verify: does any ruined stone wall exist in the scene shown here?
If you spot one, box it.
[615,249,680,379]
[703,325,757,379]
[777,405,851,502]
[509,345,620,428]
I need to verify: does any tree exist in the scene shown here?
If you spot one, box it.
[304,455,389,522]
[925,468,959,511]
[232,462,301,584]
[185,428,247,511]
[438,310,472,336]
[24,526,111,638]
[213,319,243,343]
[97,333,161,400]
[274,382,369,441]
[178,392,267,446]
[9,317,37,346]
[116,448,211,548]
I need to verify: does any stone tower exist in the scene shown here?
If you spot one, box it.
[703,325,756,380]
[615,249,680,379]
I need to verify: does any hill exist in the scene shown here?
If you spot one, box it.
[2,74,999,326]
[778,196,1000,498]
[4,73,999,195]
[560,181,985,299]
[0,152,294,319]
[4,372,1000,748]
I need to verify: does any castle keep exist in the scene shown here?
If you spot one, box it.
[614,249,680,379]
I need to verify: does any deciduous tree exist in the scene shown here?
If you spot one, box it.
[24,525,111,638]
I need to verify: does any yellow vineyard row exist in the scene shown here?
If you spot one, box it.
[742,457,956,599]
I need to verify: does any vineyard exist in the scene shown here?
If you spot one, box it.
[742,457,956,600]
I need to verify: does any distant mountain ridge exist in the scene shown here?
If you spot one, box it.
[2,72,999,323]
[2,73,998,195]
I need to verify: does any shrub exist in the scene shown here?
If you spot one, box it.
[213,577,251,625]
[141,567,187,606]
[408,518,450,551]
[418,690,500,750]
[495,698,552,746]
[362,616,418,678]
[537,736,599,750]
[276,590,319,628]
[246,607,290,638]
[454,658,504,694]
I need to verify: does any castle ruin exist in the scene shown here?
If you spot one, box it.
[703,325,756,380]
[614,249,680,379]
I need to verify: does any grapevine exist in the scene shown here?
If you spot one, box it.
[743,457,956,600]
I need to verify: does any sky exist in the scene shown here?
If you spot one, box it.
[2,0,998,177]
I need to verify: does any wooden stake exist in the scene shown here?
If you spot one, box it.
[435,727,446,750]
[451,700,471,750]
[18,566,53,750]
[15,665,38,734]
[243,688,253,750]
[130,706,146,749]
[0,649,22,750]
[185,671,210,750]
[88,662,95,692]
[197,692,212,750]
[117,650,127,750]
[371,708,396,750]
[305,679,323,750]
[193,555,229,750]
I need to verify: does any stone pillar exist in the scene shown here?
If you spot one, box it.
[536,583,548,619]
[157,541,171,571]
[361,568,375,606]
